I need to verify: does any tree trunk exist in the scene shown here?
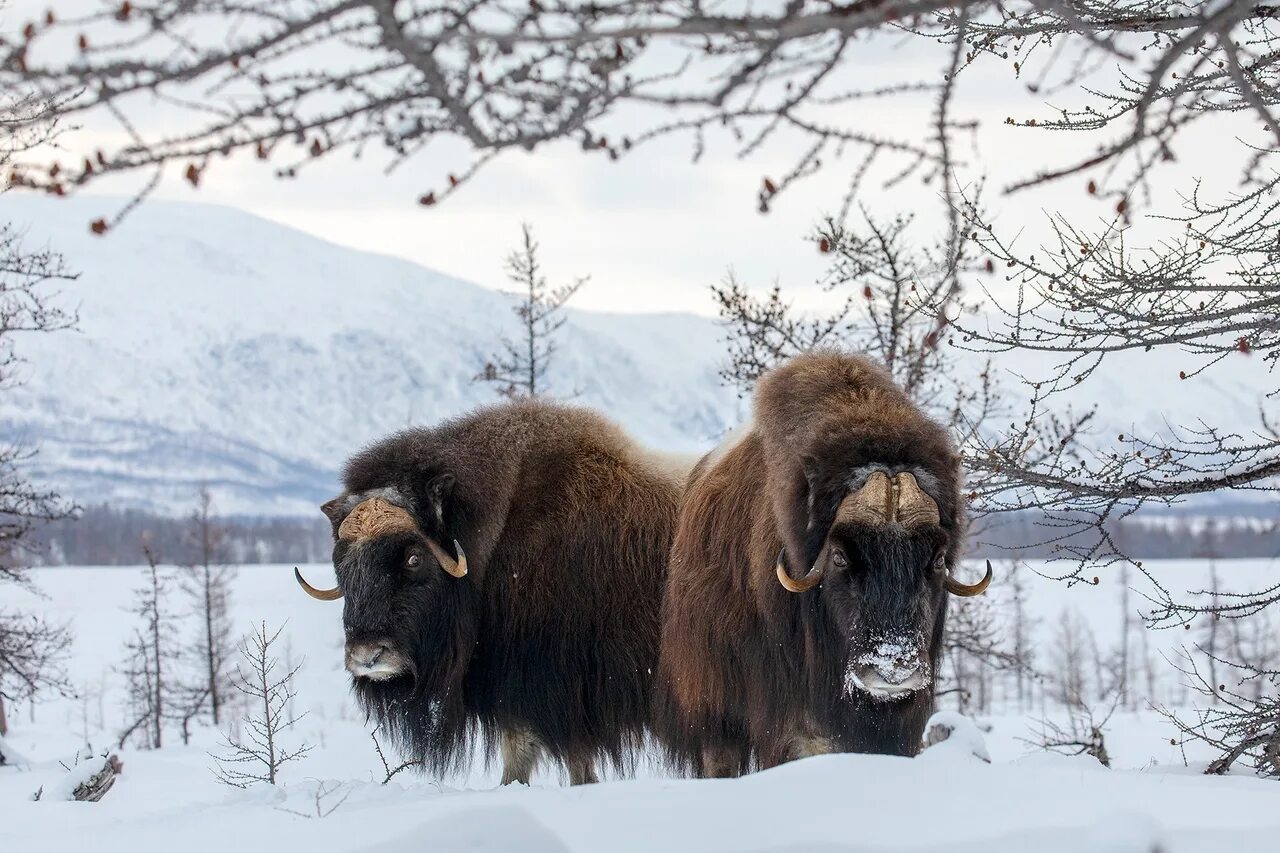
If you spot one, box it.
[0,694,8,737]
[73,755,123,802]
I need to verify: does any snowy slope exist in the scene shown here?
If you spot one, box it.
[0,194,1271,517]
[0,195,744,515]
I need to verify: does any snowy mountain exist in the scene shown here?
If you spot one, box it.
[0,194,1271,517]
[0,195,744,515]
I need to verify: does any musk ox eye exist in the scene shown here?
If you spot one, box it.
[405,552,423,570]
[831,549,848,569]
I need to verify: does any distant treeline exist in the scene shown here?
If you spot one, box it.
[33,504,333,566]
[971,511,1277,560]
[24,503,1278,566]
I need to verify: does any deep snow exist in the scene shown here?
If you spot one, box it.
[3,560,1278,852]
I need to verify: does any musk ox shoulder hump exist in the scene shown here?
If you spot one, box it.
[751,348,959,488]
[547,403,696,486]
[754,350,907,441]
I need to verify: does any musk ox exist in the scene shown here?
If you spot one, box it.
[653,350,991,776]
[294,400,684,785]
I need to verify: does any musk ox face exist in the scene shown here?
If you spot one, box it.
[821,523,948,702]
[293,480,468,686]
[776,466,990,703]
[337,531,445,683]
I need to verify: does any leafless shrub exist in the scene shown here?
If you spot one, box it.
[275,780,352,819]
[212,622,311,787]
[1025,696,1119,768]
[371,728,423,785]
[1165,647,1280,778]
[476,224,586,399]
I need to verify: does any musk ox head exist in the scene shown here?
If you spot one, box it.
[293,479,467,684]
[775,466,990,703]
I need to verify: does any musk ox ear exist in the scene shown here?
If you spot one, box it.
[425,473,455,525]
[801,454,819,485]
[320,496,347,528]
[800,455,821,528]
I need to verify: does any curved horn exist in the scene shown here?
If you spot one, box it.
[426,538,468,579]
[776,548,823,593]
[946,560,993,597]
[294,567,342,601]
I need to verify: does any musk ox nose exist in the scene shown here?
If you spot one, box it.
[843,634,931,702]
[345,641,405,681]
[351,643,386,668]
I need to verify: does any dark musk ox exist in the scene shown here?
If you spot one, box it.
[653,350,991,777]
[293,400,684,785]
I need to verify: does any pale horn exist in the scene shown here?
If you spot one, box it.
[427,538,468,579]
[776,548,823,593]
[294,567,342,601]
[945,560,993,597]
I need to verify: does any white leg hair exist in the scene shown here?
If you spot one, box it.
[500,726,545,786]
[567,754,599,786]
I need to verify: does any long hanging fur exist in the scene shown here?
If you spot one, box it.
[337,400,683,777]
[653,350,965,774]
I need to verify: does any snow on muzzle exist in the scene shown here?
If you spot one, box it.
[843,632,931,702]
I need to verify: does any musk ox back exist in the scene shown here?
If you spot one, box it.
[294,400,683,784]
[653,350,991,776]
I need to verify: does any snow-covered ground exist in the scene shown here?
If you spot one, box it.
[2,560,1278,852]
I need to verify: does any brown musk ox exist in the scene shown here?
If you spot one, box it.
[293,399,686,785]
[653,350,991,777]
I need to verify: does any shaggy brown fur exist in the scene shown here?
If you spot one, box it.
[316,400,682,784]
[654,350,967,775]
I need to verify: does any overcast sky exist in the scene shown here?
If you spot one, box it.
[5,2,1248,320]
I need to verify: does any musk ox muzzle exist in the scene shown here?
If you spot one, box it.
[344,640,411,681]
[844,632,931,701]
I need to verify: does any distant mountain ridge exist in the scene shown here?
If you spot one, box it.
[0,195,743,515]
[0,194,1271,518]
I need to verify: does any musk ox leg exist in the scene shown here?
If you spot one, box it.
[699,744,746,779]
[757,724,835,770]
[788,731,835,761]
[566,754,599,786]
[499,726,546,786]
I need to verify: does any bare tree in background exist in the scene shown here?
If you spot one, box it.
[477,224,585,399]
[0,43,76,740]
[213,622,310,787]
[1047,609,1091,710]
[714,211,1003,430]
[120,544,174,749]
[119,542,207,749]
[938,570,1034,714]
[180,488,234,726]
[940,590,1022,714]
